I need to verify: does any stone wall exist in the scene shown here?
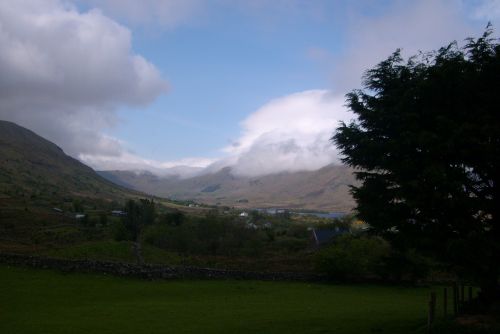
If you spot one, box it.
[0,253,325,282]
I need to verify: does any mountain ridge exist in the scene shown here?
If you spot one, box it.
[99,164,356,212]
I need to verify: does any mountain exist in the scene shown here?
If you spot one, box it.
[0,120,134,201]
[0,120,356,212]
[99,164,356,212]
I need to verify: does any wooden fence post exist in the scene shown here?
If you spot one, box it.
[443,287,448,317]
[427,291,437,332]
[453,283,459,315]
[460,284,465,305]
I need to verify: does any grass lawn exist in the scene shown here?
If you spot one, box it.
[42,240,184,265]
[0,265,430,334]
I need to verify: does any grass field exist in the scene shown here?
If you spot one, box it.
[0,265,432,334]
[42,240,184,265]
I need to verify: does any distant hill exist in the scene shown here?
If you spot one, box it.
[0,120,135,201]
[99,164,357,212]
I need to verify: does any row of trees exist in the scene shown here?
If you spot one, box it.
[118,200,316,259]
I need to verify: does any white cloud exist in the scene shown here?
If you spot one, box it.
[83,89,350,178]
[82,0,327,28]
[83,0,204,27]
[80,151,215,177]
[0,0,167,159]
[74,0,500,179]
[218,90,351,177]
[473,0,500,21]
[332,0,478,93]
[205,0,495,178]
[76,90,349,178]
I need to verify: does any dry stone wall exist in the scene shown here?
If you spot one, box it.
[0,253,324,282]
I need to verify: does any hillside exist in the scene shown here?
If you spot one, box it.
[0,120,214,255]
[99,164,356,212]
[0,120,136,202]
[0,120,145,252]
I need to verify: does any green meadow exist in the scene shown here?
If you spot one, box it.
[0,265,431,334]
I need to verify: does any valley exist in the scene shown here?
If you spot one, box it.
[98,164,356,212]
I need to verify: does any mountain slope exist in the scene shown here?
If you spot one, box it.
[0,120,214,253]
[0,120,134,201]
[99,164,357,212]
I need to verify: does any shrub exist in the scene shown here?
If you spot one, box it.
[143,217,266,257]
[381,248,434,281]
[113,220,133,241]
[160,210,185,226]
[315,235,390,279]
[286,224,309,238]
[99,213,108,226]
[273,237,308,253]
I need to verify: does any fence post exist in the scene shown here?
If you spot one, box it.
[453,283,459,315]
[443,287,448,317]
[460,284,465,306]
[468,286,473,302]
[427,291,437,332]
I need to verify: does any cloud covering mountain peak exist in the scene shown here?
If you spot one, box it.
[220,90,350,176]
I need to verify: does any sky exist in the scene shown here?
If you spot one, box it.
[0,0,498,177]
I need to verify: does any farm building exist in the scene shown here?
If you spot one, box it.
[312,227,349,246]
[111,210,126,217]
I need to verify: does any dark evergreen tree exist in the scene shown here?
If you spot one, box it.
[333,27,499,300]
[122,198,155,264]
[161,209,185,226]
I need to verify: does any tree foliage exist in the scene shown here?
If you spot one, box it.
[160,209,185,226]
[333,28,499,296]
[315,235,391,279]
[122,199,155,240]
[143,216,266,257]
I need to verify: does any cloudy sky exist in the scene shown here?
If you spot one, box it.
[0,0,498,177]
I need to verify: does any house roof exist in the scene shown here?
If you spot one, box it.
[312,228,348,245]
